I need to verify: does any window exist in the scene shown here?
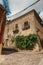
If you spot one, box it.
[15,24,18,29]
[13,24,19,34]
[24,21,28,26]
[23,21,30,30]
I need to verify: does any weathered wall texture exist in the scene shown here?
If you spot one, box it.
[3,10,42,50]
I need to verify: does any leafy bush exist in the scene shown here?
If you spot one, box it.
[28,34,38,42]
[15,35,25,49]
[15,34,38,49]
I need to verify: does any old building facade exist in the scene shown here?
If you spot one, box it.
[3,10,43,49]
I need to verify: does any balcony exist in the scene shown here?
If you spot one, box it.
[13,29,19,34]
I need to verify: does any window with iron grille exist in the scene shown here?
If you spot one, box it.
[13,24,19,34]
[23,21,30,30]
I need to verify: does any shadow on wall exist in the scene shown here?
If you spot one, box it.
[2,48,18,55]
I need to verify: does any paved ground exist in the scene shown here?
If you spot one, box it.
[0,50,43,65]
[38,59,43,65]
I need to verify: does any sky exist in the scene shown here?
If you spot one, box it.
[0,0,43,20]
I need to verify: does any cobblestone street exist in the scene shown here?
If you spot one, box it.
[0,50,43,65]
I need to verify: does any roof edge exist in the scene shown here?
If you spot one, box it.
[7,9,42,25]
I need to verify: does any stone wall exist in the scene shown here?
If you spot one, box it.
[3,10,41,50]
